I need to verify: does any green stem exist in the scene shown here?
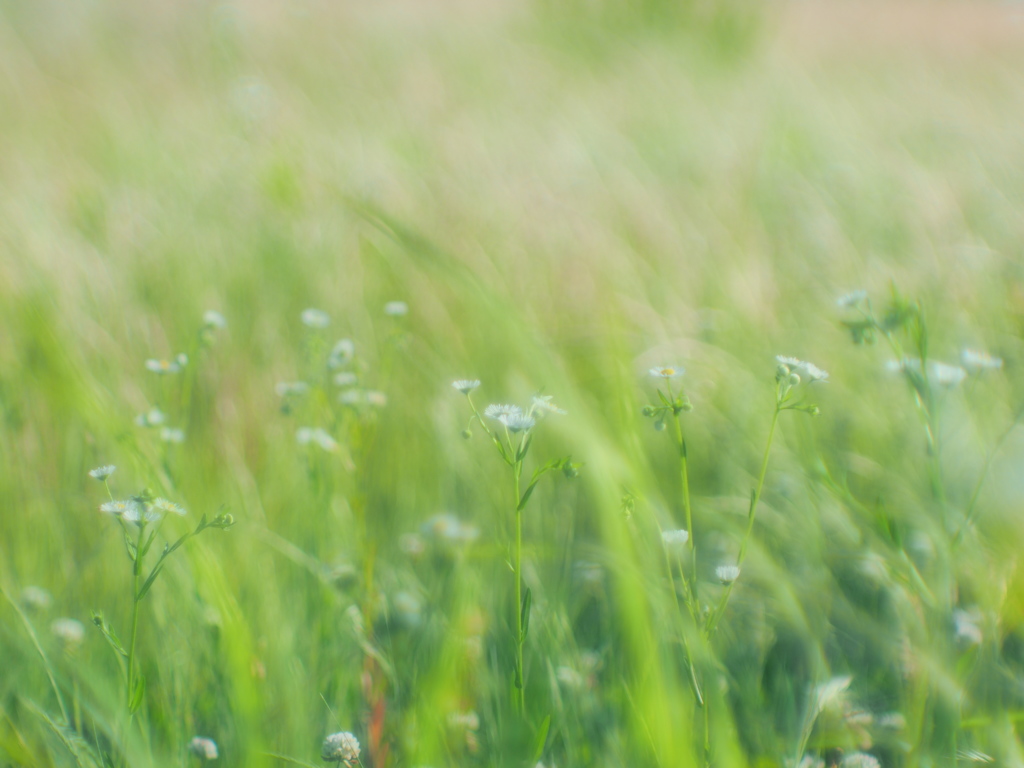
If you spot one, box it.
[126,525,144,711]
[672,414,697,609]
[514,459,525,716]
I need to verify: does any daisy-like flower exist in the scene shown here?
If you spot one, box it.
[203,310,227,330]
[649,366,684,379]
[189,736,219,760]
[145,358,183,374]
[301,308,330,329]
[296,427,339,453]
[531,395,567,415]
[21,586,52,611]
[275,381,309,397]
[89,465,116,481]
[321,732,360,765]
[135,407,166,428]
[502,413,536,433]
[961,348,1003,372]
[51,618,85,649]
[328,339,355,369]
[160,427,186,444]
[422,513,480,545]
[661,529,689,549]
[484,404,522,421]
[452,379,481,395]
[384,301,408,317]
[151,498,187,516]
[100,499,133,516]
[837,290,868,308]
[334,372,358,388]
[716,565,740,585]
[776,356,828,383]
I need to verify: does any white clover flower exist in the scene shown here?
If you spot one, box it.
[21,586,52,611]
[384,301,408,317]
[51,618,85,648]
[837,290,868,308]
[189,736,219,760]
[531,395,567,415]
[89,465,116,481]
[135,407,166,428]
[151,498,187,516]
[334,372,358,388]
[275,381,309,397]
[484,404,522,421]
[776,356,829,382]
[452,379,481,395]
[840,753,880,768]
[160,427,186,444]
[716,565,740,585]
[301,308,330,329]
[961,348,1003,372]
[661,529,689,553]
[203,310,227,330]
[501,413,535,433]
[649,366,683,379]
[296,427,338,453]
[321,731,360,765]
[145,358,183,374]
[328,339,355,369]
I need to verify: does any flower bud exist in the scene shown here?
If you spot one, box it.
[641,405,656,417]
[461,428,473,440]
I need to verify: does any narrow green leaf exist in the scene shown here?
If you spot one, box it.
[518,480,540,511]
[515,433,533,462]
[129,674,146,714]
[136,564,164,602]
[532,714,551,762]
[520,587,532,642]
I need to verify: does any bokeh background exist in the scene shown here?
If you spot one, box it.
[3,1,1024,766]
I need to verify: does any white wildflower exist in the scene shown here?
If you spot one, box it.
[145,358,183,374]
[716,565,740,585]
[776,356,829,383]
[275,381,309,397]
[876,712,906,730]
[422,513,479,545]
[51,618,85,649]
[296,427,338,452]
[649,366,683,379]
[961,349,1003,372]
[531,395,567,415]
[837,290,868,308]
[334,372,358,388]
[328,339,355,369]
[321,732,360,765]
[384,301,408,317]
[556,666,585,689]
[447,711,480,730]
[160,427,186,444]
[502,412,535,433]
[189,736,219,760]
[484,404,522,421]
[797,756,825,768]
[840,753,880,768]
[661,529,689,555]
[954,608,983,646]
[202,310,227,330]
[151,498,186,516]
[930,361,967,387]
[365,390,388,408]
[452,379,481,395]
[89,465,116,481]
[301,308,330,329]
[21,586,52,611]
[399,533,426,557]
[135,407,166,428]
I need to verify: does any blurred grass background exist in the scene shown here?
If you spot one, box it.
[3,0,1024,766]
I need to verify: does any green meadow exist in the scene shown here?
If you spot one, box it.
[2,2,1024,766]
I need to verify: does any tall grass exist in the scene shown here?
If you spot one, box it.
[2,1,1024,767]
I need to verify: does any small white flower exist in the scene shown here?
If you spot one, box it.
[275,381,309,397]
[501,413,536,433]
[649,366,683,379]
[447,711,480,730]
[189,736,219,760]
[452,379,481,395]
[334,372,359,388]
[160,427,186,444]
[301,308,330,329]
[776,356,828,382]
[51,618,85,649]
[100,499,134,516]
[954,608,983,646]
[797,756,825,768]
[876,712,906,730]
[21,586,52,611]
[399,533,426,557]
[321,731,360,765]
[384,301,408,317]
[203,310,227,330]
[484,404,522,421]
[296,427,338,452]
[145,358,183,374]
[531,395,567,415]
[929,361,967,387]
[151,498,187,516]
[716,565,740,585]
[837,290,868,308]
[839,753,880,768]
[422,513,479,545]
[135,407,166,428]
[89,465,116,481]
[365,390,388,408]
[328,339,355,369]
[661,529,689,553]
[961,348,1003,372]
